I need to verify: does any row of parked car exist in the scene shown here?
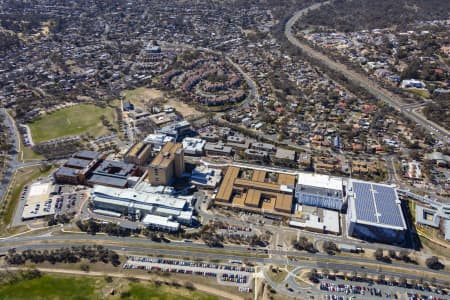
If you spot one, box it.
[123,263,218,277]
[221,273,248,284]
[321,282,386,296]
[155,258,219,269]
[127,256,254,273]
[407,293,448,300]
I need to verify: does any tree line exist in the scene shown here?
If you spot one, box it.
[6,245,121,267]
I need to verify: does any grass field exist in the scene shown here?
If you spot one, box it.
[266,266,288,283]
[122,283,217,300]
[122,87,164,106]
[22,146,44,161]
[28,104,117,143]
[0,274,97,300]
[0,274,218,300]
[404,88,430,99]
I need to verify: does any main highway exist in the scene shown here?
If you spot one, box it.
[284,2,450,144]
[1,233,449,283]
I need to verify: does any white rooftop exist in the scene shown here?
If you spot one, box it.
[28,182,51,197]
[182,137,206,153]
[22,181,55,220]
[297,173,343,191]
[93,185,188,210]
[289,209,340,234]
[143,133,175,146]
[142,214,179,229]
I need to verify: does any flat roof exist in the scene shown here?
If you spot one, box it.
[275,148,296,160]
[245,189,261,206]
[216,166,240,201]
[204,142,232,153]
[215,166,294,214]
[65,157,91,169]
[87,174,128,188]
[278,173,296,186]
[350,180,406,230]
[73,150,101,160]
[275,193,293,212]
[126,142,145,157]
[93,185,188,210]
[297,173,343,191]
[234,178,281,192]
[144,133,175,145]
[289,209,339,233]
[142,214,180,229]
[22,182,55,220]
[55,167,79,177]
[252,170,266,182]
[182,137,206,152]
[415,205,440,228]
[93,160,135,177]
[150,142,182,168]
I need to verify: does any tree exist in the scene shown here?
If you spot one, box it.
[374,248,384,261]
[80,263,90,272]
[388,276,396,285]
[425,256,444,270]
[399,276,407,287]
[308,268,319,282]
[322,241,339,255]
[398,250,410,262]
[184,282,196,291]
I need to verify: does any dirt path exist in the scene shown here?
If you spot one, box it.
[1,266,244,300]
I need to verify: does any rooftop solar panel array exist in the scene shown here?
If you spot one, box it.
[353,182,377,223]
[372,185,404,227]
[352,181,404,228]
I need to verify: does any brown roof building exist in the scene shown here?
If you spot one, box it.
[148,142,185,186]
[215,166,296,217]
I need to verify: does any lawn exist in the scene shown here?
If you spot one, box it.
[0,274,218,300]
[20,142,44,162]
[122,87,164,106]
[122,282,218,300]
[28,104,117,143]
[0,274,97,300]
[404,88,430,99]
[266,266,288,283]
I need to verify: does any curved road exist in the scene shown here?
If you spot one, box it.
[285,3,450,144]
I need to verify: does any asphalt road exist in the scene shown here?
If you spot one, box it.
[284,3,450,144]
[0,108,20,200]
[1,240,449,287]
[1,234,449,280]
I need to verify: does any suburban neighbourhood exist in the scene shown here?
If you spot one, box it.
[0,0,449,299]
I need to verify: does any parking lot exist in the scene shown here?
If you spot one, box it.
[316,278,449,300]
[123,256,255,291]
[12,181,89,226]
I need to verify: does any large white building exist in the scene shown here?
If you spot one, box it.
[182,137,206,156]
[295,173,345,211]
[347,180,407,244]
[289,209,340,235]
[91,184,194,228]
[142,214,180,232]
[143,133,175,152]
